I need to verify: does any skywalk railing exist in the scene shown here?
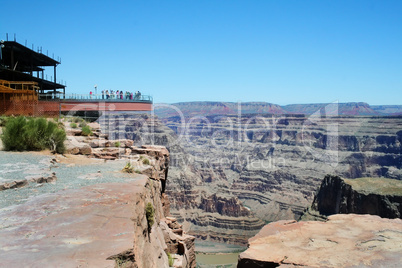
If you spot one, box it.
[38,93,153,103]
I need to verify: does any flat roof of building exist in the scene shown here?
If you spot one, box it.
[1,41,60,68]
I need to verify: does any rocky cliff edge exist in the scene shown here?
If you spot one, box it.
[237,214,402,267]
[0,128,195,267]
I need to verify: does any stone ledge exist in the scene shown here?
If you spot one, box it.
[238,214,402,268]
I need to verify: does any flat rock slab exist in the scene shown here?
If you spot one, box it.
[0,177,148,267]
[238,214,402,267]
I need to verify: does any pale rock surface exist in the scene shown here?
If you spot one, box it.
[0,179,146,267]
[238,214,402,267]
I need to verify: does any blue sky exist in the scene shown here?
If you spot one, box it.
[1,0,401,105]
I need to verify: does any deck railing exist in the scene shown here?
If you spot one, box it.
[38,93,153,103]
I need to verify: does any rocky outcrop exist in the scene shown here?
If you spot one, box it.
[107,176,195,268]
[0,172,57,191]
[199,194,250,217]
[237,214,402,267]
[303,175,402,220]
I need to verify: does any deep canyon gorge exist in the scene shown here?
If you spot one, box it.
[101,102,402,245]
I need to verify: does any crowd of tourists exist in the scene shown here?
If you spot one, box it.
[98,90,142,100]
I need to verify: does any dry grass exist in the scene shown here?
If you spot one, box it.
[343,177,402,196]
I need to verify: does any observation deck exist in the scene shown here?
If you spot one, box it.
[0,37,152,116]
[38,93,153,115]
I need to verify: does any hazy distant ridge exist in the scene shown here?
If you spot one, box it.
[371,105,402,115]
[155,101,286,118]
[154,101,402,118]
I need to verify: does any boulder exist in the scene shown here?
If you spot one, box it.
[27,173,58,184]
[108,139,134,148]
[87,122,100,131]
[0,179,28,191]
[79,145,92,155]
[65,128,82,136]
[89,139,109,148]
[65,144,79,155]
[92,148,125,160]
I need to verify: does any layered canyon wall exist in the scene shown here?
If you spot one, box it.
[99,110,402,244]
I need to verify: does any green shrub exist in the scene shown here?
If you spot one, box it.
[122,162,134,173]
[167,252,174,267]
[135,169,142,174]
[79,121,87,127]
[114,141,121,147]
[145,202,155,230]
[1,116,27,151]
[81,125,92,136]
[24,117,48,150]
[70,122,77,128]
[142,158,150,165]
[0,116,66,153]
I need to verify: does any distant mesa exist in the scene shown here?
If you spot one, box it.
[154,101,402,118]
[154,101,286,118]
[283,102,379,116]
